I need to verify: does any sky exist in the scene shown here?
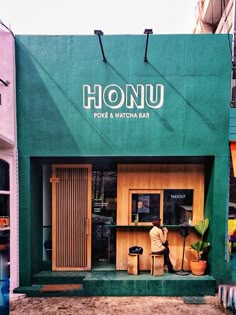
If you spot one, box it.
[0,0,198,35]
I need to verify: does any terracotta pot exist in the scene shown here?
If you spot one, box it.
[190,260,207,276]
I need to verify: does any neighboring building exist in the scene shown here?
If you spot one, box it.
[12,33,232,296]
[194,0,236,281]
[0,25,18,298]
[193,0,233,34]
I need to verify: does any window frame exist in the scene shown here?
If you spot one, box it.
[0,159,10,228]
[129,189,163,225]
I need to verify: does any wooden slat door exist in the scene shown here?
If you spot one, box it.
[51,164,92,271]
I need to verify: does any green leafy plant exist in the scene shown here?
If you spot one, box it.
[190,218,210,261]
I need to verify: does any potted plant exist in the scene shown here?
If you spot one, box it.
[190,218,210,276]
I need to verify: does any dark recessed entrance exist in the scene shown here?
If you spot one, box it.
[92,171,117,269]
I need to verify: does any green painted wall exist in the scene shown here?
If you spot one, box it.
[16,34,231,156]
[230,108,236,140]
[15,34,232,286]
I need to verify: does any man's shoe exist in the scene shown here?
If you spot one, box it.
[168,269,176,273]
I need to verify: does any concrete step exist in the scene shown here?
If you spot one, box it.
[14,271,217,297]
[33,271,86,285]
[14,284,85,297]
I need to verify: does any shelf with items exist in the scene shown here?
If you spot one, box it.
[0,193,10,230]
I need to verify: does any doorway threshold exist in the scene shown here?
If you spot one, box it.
[92,263,116,271]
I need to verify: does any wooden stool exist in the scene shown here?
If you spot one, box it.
[150,254,164,276]
[128,253,141,275]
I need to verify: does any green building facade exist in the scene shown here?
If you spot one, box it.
[15,34,232,295]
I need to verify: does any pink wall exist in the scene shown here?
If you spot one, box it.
[0,28,16,144]
[0,27,18,293]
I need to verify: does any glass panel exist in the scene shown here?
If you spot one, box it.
[43,226,52,261]
[42,165,52,261]
[92,171,117,266]
[163,189,193,225]
[229,159,236,260]
[131,193,160,223]
[0,229,10,277]
[0,195,10,227]
[229,161,236,219]
[0,160,9,191]
[0,227,10,310]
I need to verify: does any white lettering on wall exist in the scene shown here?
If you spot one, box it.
[171,195,186,198]
[126,84,145,109]
[103,84,125,109]
[146,84,164,109]
[83,84,102,109]
[83,84,164,110]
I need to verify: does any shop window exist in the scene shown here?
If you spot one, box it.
[0,160,10,227]
[163,189,193,225]
[0,160,9,191]
[228,160,236,236]
[92,171,117,265]
[0,195,10,224]
[130,189,193,225]
[42,165,52,261]
[130,190,162,223]
[0,159,10,284]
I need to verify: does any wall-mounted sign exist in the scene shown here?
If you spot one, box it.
[83,83,164,119]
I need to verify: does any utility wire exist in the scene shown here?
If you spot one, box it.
[0,20,15,38]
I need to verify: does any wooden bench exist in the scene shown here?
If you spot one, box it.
[150,254,164,276]
[128,253,142,275]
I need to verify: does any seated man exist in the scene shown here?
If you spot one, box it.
[137,200,149,213]
[149,216,175,273]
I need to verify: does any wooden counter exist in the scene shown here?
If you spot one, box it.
[113,226,199,271]
[115,164,204,271]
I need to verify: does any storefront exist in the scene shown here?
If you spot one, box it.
[15,34,232,292]
[0,26,18,307]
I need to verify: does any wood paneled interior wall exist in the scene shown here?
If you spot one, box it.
[116,164,205,271]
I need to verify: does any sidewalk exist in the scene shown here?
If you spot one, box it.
[10,295,233,315]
